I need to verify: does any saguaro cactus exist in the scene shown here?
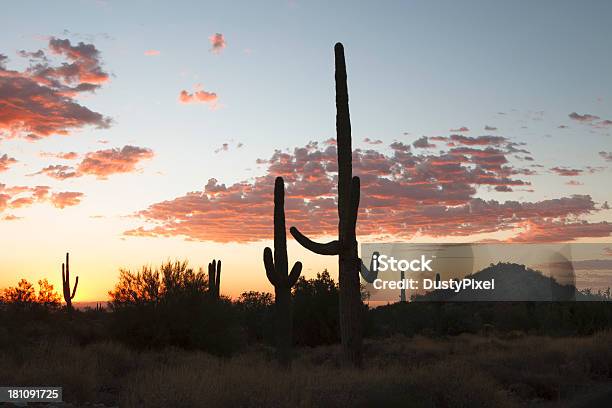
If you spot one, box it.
[61,252,78,311]
[399,269,406,302]
[290,43,364,367]
[208,259,221,298]
[264,177,303,367]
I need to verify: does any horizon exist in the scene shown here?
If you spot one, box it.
[1,0,612,301]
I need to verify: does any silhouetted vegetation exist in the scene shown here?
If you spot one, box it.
[2,259,612,406]
[289,43,365,367]
[263,176,303,366]
[61,252,79,311]
[107,260,241,355]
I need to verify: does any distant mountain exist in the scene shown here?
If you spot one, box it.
[73,301,108,310]
[415,262,601,302]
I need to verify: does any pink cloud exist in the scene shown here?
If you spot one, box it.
[144,49,161,56]
[51,191,84,208]
[126,137,608,243]
[0,154,17,172]
[39,151,79,160]
[551,167,583,177]
[0,183,82,215]
[208,33,226,54]
[0,38,111,141]
[31,145,154,180]
[178,84,218,107]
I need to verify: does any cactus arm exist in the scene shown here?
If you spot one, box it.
[71,276,78,299]
[360,260,377,283]
[359,251,379,284]
[289,226,340,255]
[264,247,279,286]
[288,261,302,287]
[215,261,221,297]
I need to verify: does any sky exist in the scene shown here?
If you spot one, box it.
[1,0,611,301]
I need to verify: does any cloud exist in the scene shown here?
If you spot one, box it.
[77,145,154,179]
[51,191,84,208]
[179,84,218,107]
[39,151,79,160]
[0,154,17,172]
[126,138,608,243]
[448,135,508,146]
[550,167,583,177]
[31,145,154,180]
[144,50,160,56]
[565,180,583,186]
[450,126,469,132]
[509,220,612,243]
[215,143,229,154]
[484,125,497,131]
[599,151,612,162]
[412,136,436,149]
[0,183,82,215]
[568,112,600,122]
[0,38,111,141]
[209,33,226,54]
[30,164,79,180]
[363,137,383,145]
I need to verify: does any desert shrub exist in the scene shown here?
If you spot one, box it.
[108,260,243,355]
[292,270,341,346]
[236,291,274,344]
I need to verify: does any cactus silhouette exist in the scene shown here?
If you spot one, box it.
[208,260,221,298]
[436,273,441,285]
[289,43,363,367]
[360,251,380,283]
[399,269,406,302]
[264,177,303,367]
[61,252,78,311]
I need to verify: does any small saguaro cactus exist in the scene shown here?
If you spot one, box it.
[289,43,363,367]
[264,176,303,367]
[61,252,78,311]
[399,269,406,302]
[435,273,441,286]
[208,259,221,298]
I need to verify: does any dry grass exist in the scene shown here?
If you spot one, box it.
[1,332,611,407]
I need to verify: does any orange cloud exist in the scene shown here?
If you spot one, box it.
[31,145,154,180]
[0,183,81,215]
[208,33,226,54]
[144,50,161,56]
[0,38,111,141]
[78,145,154,179]
[179,85,218,106]
[51,191,84,208]
[39,151,79,160]
[127,138,608,243]
[0,154,17,172]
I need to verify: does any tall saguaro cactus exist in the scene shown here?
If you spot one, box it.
[289,43,364,367]
[264,177,303,367]
[61,252,78,311]
[208,259,221,298]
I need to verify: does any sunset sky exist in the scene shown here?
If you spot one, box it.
[1,0,611,301]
